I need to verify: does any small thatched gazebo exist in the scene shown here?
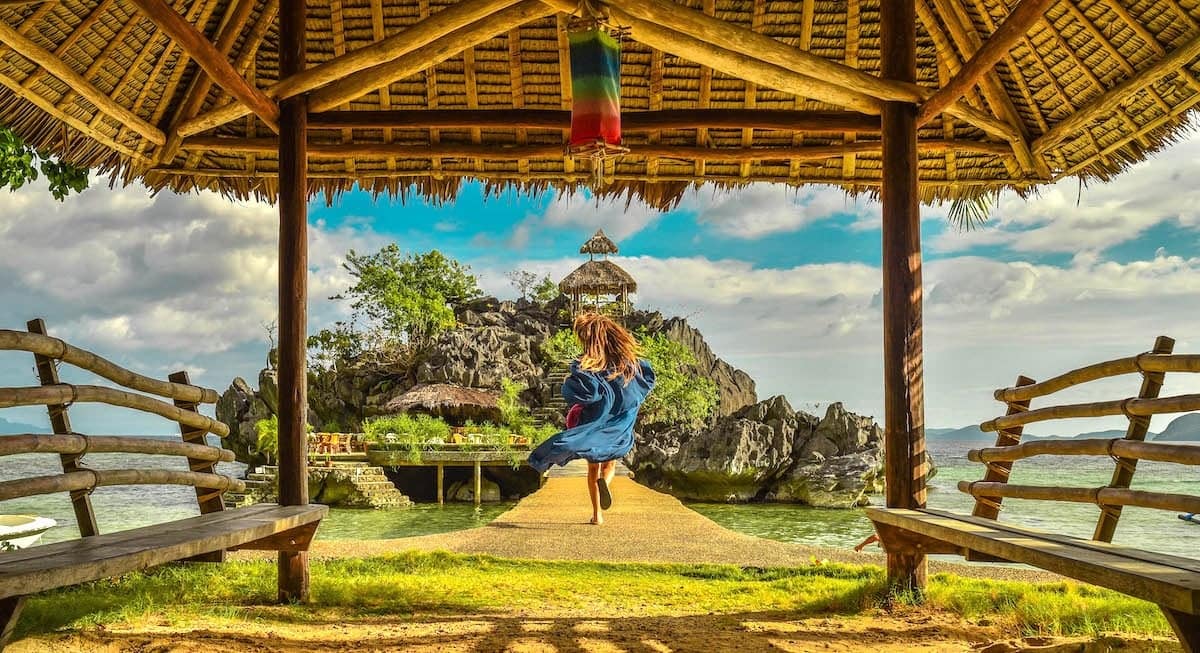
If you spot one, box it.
[561,230,637,315]
[4,0,1200,605]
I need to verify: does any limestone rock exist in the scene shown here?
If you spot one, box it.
[216,378,270,467]
[661,317,757,416]
[628,396,886,507]
[417,325,542,389]
[258,367,279,415]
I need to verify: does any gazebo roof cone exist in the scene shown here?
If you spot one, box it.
[1,0,1199,206]
[559,259,639,296]
[580,229,619,260]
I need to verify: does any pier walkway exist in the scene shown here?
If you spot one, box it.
[302,462,1056,582]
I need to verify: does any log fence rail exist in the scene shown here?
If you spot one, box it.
[867,335,1200,651]
[0,318,327,648]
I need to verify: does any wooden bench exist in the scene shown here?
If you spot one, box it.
[0,320,326,648]
[866,336,1200,651]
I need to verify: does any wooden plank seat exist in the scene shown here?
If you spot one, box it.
[0,321,328,649]
[0,504,327,599]
[866,508,1200,615]
[866,337,1200,651]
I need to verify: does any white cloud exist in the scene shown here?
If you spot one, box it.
[686,184,879,238]
[537,193,665,240]
[933,131,1200,255]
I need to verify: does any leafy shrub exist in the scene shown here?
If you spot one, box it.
[541,329,582,364]
[0,127,89,200]
[254,416,279,464]
[637,331,718,429]
[498,378,535,435]
[363,413,451,444]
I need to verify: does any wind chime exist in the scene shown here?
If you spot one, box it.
[566,4,629,184]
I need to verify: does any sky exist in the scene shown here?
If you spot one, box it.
[1,132,1199,436]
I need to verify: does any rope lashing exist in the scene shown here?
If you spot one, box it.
[1105,438,1137,475]
[975,496,1004,513]
[984,461,1011,478]
[68,466,102,499]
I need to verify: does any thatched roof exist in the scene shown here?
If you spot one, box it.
[560,259,637,295]
[377,383,501,423]
[1,0,1199,208]
[580,229,618,255]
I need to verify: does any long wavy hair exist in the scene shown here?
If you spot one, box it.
[574,312,640,384]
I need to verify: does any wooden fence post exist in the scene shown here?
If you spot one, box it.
[1093,335,1175,542]
[169,370,226,563]
[972,375,1036,520]
[26,318,98,538]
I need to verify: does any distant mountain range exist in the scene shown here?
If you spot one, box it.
[0,417,49,435]
[928,413,1200,443]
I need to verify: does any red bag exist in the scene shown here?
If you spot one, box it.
[565,403,583,429]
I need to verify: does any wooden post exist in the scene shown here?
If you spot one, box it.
[0,596,25,650]
[473,460,482,507]
[26,319,98,538]
[972,375,1036,520]
[879,0,927,594]
[437,464,445,505]
[170,370,226,563]
[276,0,310,604]
[1162,607,1200,653]
[1093,336,1175,542]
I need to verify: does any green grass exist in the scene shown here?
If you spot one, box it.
[15,552,1171,640]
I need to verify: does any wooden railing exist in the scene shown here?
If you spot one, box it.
[0,319,243,542]
[961,335,1200,543]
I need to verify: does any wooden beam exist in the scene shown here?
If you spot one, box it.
[600,14,883,114]
[128,0,279,133]
[1033,33,1200,155]
[182,136,1010,160]
[177,0,527,138]
[157,0,258,165]
[918,0,1054,125]
[880,0,927,594]
[601,0,926,104]
[306,109,881,132]
[0,20,166,145]
[0,71,153,164]
[276,0,309,605]
[307,0,553,113]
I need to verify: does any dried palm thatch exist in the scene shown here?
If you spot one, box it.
[559,259,637,295]
[580,229,618,256]
[378,383,502,423]
[0,0,1198,208]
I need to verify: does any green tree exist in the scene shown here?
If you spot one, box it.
[335,246,481,347]
[506,269,539,300]
[637,331,718,429]
[532,274,560,304]
[0,127,88,200]
[254,416,279,465]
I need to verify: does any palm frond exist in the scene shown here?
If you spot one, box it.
[947,192,999,231]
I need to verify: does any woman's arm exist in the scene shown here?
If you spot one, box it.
[563,367,604,406]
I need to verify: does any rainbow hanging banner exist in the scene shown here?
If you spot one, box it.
[568,26,627,159]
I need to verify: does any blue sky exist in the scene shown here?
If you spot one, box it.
[2,132,1199,436]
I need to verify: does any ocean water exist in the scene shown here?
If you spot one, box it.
[0,442,512,545]
[691,439,1200,559]
[1,439,1196,558]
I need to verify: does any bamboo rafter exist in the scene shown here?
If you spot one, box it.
[0,386,230,436]
[0,469,245,503]
[968,438,1200,466]
[981,393,1200,433]
[959,481,1200,516]
[994,353,1200,402]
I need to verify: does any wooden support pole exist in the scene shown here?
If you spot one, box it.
[128,0,279,132]
[474,460,482,507]
[1162,608,1200,653]
[26,319,98,539]
[276,0,310,605]
[917,0,1054,125]
[1093,336,1175,542]
[437,464,445,505]
[972,375,1035,520]
[880,0,927,594]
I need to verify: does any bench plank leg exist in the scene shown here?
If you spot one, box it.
[1163,608,1200,653]
[0,596,26,649]
[278,552,310,604]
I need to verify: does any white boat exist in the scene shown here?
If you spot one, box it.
[0,515,57,549]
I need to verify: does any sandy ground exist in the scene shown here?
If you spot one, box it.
[12,469,1181,652]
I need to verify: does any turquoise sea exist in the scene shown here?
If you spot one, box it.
[0,439,1195,558]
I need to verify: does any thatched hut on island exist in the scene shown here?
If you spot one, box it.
[560,230,637,316]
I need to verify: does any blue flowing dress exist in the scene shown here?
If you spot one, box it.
[527,359,655,473]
